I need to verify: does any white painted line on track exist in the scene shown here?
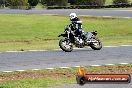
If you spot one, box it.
[90,65,101,67]
[74,66,80,67]
[60,67,70,69]
[1,63,132,73]
[0,45,131,53]
[117,10,132,11]
[123,17,132,19]
[53,49,61,51]
[2,71,13,73]
[102,16,112,17]
[119,63,129,65]
[45,14,58,16]
[6,51,22,52]
[104,46,118,48]
[45,68,54,70]
[79,15,132,19]
[105,64,114,66]
[120,45,132,46]
[79,15,92,17]
[32,69,40,71]
[28,50,48,52]
[16,70,25,72]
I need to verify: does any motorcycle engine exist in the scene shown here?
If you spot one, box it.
[75,37,84,48]
[84,32,93,40]
[83,32,94,45]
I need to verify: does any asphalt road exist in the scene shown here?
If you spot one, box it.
[0,9,132,17]
[51,82,132,88]
[0,46,132,72]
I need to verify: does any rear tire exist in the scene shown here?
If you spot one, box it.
[59,39,73,52]
[90,37,102,50]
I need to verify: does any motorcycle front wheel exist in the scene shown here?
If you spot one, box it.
[90,37,102,50]
[59,39,73,52]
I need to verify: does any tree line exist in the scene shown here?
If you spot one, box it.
[0,0,131,9]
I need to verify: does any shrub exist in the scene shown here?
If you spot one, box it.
[75,0,106,5]
[68,0,76,5]
[45,0,68,6]
[0,0,5,8]
[40,0,46,5]
[88,0,106,5]
[113,0,129,4]
[6,0,29,9]
[28,0,39,6]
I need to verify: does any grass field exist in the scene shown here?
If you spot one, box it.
[0,14,131,51]
[105,0,132,5]
[0,64,132,88]
[0,77,74,88]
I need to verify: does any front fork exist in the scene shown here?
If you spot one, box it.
[66,32,72,44]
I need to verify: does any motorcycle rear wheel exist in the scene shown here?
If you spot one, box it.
[90,37,102,50]
[59,39,73,52]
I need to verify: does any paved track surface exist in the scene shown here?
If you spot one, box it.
[0,46,132,72]
[50,82,132,88]
[0,9,132,17]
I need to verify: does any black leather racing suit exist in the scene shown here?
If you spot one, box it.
[70,17,83,37]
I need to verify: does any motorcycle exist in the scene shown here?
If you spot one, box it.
[58,25,102,52]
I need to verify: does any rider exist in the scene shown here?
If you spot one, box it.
[69,13,84,37]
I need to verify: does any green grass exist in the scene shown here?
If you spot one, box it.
[34,3,44,10]
[105,0,132,5]
[0,77,74,88]
[105,0,113,5]
[103,8,132,10]
[0,15,67,41]
[0,14,131,51]
[0,64,132,88]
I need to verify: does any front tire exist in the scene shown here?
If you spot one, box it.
[59,39,73,52]
[90,37,102,50]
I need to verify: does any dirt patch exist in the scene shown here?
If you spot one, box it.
[0,71,75,82]
[93,67,132,74]
[0,65,132,83]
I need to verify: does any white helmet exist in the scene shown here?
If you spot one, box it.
[69,13,77,20]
